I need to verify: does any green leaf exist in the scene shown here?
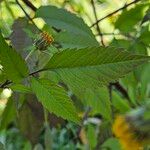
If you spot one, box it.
[84,88,112,121]
[0,98,16,130]
[102,138,121,150]
[86,124,97,149]
[44,47,150,88]
[140,63,150,99]
[44,125,52,150]
[0,32,29,82]
[139,25,150,45]
[115,4,148,32]
[10,84,31,93]
[141,8,150,24]
[0,71,6,83]
[112,91,131,113]
[35,5,98,48]
[31,78,80,123]
[55,31,98,49]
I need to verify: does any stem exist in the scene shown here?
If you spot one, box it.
[90,0,141,28]
[44,108,49,126]
[29,69,46,76]
[91,0,105,46]
[0,80,12,89]
[15,0,41,32]
[21,0,37,11]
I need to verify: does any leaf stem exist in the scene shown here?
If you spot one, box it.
[91,0,105,46]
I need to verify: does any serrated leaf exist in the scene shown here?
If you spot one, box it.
[35,5,98,48]
[31,78,80,123]
[43,47,150,88]
[0,32,29,82]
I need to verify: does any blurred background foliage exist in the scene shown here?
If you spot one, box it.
[0,0,150,149]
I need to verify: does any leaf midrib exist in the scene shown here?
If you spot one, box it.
[45,57,149,70]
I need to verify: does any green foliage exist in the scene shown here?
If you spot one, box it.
[102,138,121,150]
[139,25,150,45]
[0,32,29,82]
[31,78,80,123]
[35,5,98,48]
[115,4,148,32]
[0,0,150,149]
[86,124,97,149]
[112,91,131,113]
[44,47,149,88]
[10,84,31,93]
[84,88,112,120]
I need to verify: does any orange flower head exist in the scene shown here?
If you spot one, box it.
[112,116,143,150]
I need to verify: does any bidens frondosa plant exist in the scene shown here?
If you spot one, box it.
[34,31,54,51]
[113,104,150,150]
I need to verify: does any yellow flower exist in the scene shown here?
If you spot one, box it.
[112,116,143,150]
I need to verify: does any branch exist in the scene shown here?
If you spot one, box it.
[20,0,61,32]
[0,80,12,89]
[90,0,141,28]
[110,81,134,107]
[21,0,37,11]
[91,0,105,46]
[15,0,41,32]
[29,69,46,76]
[0,68,46,89]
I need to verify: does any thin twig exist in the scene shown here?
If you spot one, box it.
[95,32,124,36]
[91,0,105,46]
[0,80,12,89]
[90,0,141,28]
[0,68,46,89]
[110,81,135,107]
[20,0,61,33]
[15,0,41,32]
[21,0,37,11]
[29,69,46,76]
